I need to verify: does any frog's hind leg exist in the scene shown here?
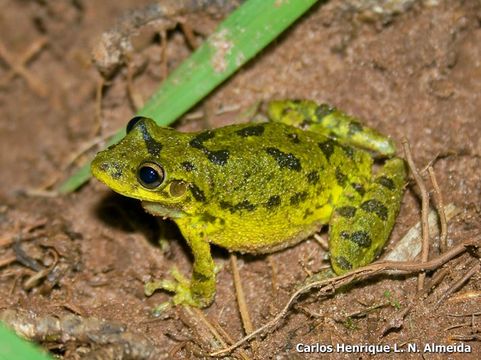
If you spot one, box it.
[328,158,406,275]
[267,99,395,157]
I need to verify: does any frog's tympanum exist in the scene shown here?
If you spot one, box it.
[91,100,406,308]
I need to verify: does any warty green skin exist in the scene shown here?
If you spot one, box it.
[91,100,406,308]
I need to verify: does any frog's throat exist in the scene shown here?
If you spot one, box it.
[141,201,186,219]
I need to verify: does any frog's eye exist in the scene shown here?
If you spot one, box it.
[126,116,146,134]
[137,162,164,189]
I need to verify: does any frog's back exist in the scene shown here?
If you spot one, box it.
[184,121,373,253]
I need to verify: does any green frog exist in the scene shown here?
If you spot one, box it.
[91,100,405,308]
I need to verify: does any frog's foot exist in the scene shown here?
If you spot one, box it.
[329,158,406,275]
[145,267,203,313]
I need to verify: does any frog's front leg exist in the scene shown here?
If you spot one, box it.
[329,158,406,274]
[145,228,216,309]
[267,99,395,157]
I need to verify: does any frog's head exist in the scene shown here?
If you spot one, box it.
[91,117,200,217]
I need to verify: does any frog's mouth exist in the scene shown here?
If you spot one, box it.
[141,201,186,219]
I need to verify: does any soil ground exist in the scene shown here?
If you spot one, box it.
[0,0,480,359]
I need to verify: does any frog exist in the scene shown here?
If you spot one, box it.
[91,99,406,309]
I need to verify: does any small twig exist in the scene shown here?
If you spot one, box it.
[0,255,17,268]
[313,233,329,251]
[210,319,252,360]
[0,37,48,97]
[0,37,48,85]
[230,254,254,335]
[188,307,228,348]
[428,166,448,252]
[23,248,59,291]
[93,77,105,137]
[127,61,144,110]
[159,29,168,79]
[267,255,279,294]
[210,238,478,356]
[180,20,199,49]
[448,311,481,317]
[436,261,481,306]
[444,322,472,331]
[448,291,481,303]
[402,138,430,291]
[424,267,450,294]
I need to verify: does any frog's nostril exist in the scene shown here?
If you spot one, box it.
[99,162,109,171]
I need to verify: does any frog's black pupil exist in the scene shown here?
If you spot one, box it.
[139,166,159,185]
[126,116,144,133]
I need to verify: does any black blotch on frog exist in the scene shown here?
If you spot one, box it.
[265,147,301,171]
[287,133,300,144]
[360,199,388,221]
[110,162,123,179]
[336,206,357,218]
[193,270,210,283]
[235,125,265,137]
[318,139,337,161]
[138,122,163,156]
[189,184,206,202]
[340,144,355,159]
[265,195,281,210]
[315,103,335,120]
[290,191,308,206]
[376,176,395,191]
[206,149,229,166]
[306,170,319,184]
[340,230,372,248]
[348,121,363,135]
[189,130,215,149]
[98,161,123,179]
[181,161,196,172]
[351,182,365,196]
[335,167,347,186]
[200,212,217,223]
[334,256,353,271]
[303,208,314,219]
[220,200,256,213]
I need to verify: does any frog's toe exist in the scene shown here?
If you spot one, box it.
[144,267,201,308]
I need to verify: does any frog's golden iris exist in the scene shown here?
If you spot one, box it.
[91,100,406,308]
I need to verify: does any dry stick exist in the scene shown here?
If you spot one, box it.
[402,138,430,291]
[448,290,481,303]
[0,255,17,268]
[93,78,105,137]
[185,306,228,349]
[180,20,199,49]
[210,319,252,360]
[0,39,48,97]
[210,238,478,357]
[159,29,168,79]
[435,261,481,306]
[448,311,481,317]
[230,254,254,335]
[0,37,48,85]
[428,166,448,253]
[127,62,144,111]
[189,307,252,360]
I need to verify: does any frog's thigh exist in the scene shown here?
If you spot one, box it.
[329,158,406,274]
[184,234,216,307]
[267,100,395,157]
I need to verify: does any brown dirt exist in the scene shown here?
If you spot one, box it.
[1,0,480,359]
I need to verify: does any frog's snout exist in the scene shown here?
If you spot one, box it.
[91,151,124,184]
